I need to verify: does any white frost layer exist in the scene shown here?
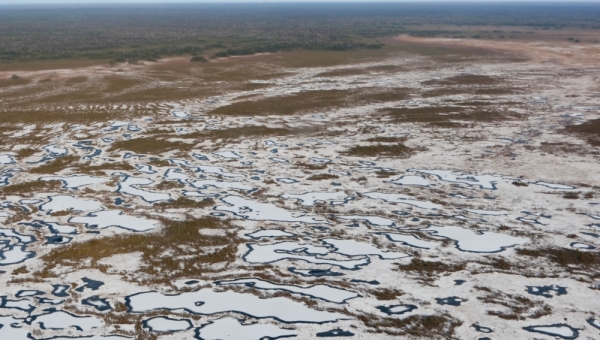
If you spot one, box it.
[145,317,191,332]
[128,289,346,323]
[422,225,528,253]
[364,192,440,210]
[324,238,410,259]
[119,177,171,202]
[0,155,15,164]
[216,195,327,224]
[463,209,509,216]
[33,311,103,330]
[384,233,439,249]
[390,175,429,186]
[528,325,575,337]
[244,241,369,269]
[70,210,160,232]
[246,230,295,239]
[40,195,103,213]
[218,278,359,303]
[414,169,503,189]
[336,215,396,227]
[0,316,29,339]
[41,175,107,189]
[192,180,254,192]
[281,191,346,206]
[197,317,297,340]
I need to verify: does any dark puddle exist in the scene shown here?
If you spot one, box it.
[75,277,104,292]
[288,267,344,277]
[472,323,493,333]
[350,279,379,285]
[436,296,467,306]
[377,304,417,315]
[316,328,354,337]
[82,295,112,311]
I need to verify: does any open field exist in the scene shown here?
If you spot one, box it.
[0,3,599,340]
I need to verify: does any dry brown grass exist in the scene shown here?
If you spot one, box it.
[343,143,418,158]
[0,179,62,195]
[306,174,339,181]
[16,148,37,158]
[210,88,408,116]
[517,247,600,269]
[356,312,462,338]
[564,118,600,146]
[475,286,552,320]
[39,217,240,280]
[397,258,466,273]
[370,288,404,300]
[382,106,518,127]
[154,197,214,209]
[108,138,194,154]
[30,155,79,174]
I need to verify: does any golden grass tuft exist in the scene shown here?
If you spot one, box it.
[343,143,418,158]
[1,179,62,194]
[40,217,240,280]
[30,155,79,174]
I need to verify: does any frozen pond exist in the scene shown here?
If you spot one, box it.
[40,195,103,213]
[377,304,417,315]
[243,241,369,269]
[43,144,68,156]
[41,175,107,189]
[389,175,429,186]
[216,278,359,303]
[143,316,192,332]
[70,210,160,232]
[420,225,528,253]
[281,192,347,206]
[0,316,29,339]
[523,324,579,339]
[0,155,15,165]
[196,317,297,340]
[0,245,35,265]
[216,195,327,224]
[364,192,440,210]
[30,310,103,330]
[531,182,577,190]
[246,229,295,239]
[383,233,439,249]
[117,176,171,202]
[126,289,347,323]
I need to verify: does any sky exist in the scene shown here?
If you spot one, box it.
[0,0,598,3]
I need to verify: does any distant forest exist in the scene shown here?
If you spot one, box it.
[0,2,598,62]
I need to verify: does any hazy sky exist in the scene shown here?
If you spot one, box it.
[1,0,598,3]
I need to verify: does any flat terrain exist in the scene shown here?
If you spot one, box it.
[0,5,600,339]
